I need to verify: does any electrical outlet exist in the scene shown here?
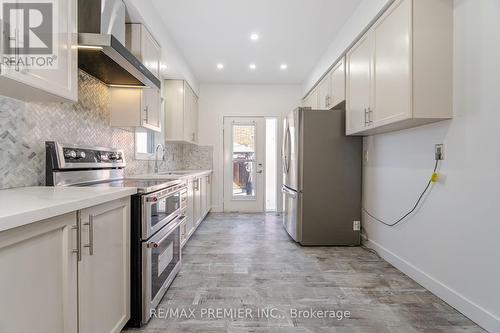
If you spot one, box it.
[435,144,444,160]
[353,221,361,231]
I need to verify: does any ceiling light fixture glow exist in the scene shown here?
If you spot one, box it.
[217,63,224,70]
[280,63,288,70]
[249,63,257,70]
[250,33,259,41]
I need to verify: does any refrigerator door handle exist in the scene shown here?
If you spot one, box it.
[281,186,297,199]
[284,126,291,173]
[282,125,290,173]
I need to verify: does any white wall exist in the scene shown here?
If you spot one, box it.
[123,0,199,93]
[302,0,389,96]
[306,0,500,331]
[198,84,302,212]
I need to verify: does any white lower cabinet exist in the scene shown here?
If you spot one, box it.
[182,174,211,247]
[205,175,212,215]
[193,177,202,226]
[200,176,207,219]
[186,178,195,237]
[78,198,130,333]
[0,197,130,333]
[0,212,78,333]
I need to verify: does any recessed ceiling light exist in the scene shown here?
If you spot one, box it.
[250,33,259,41]
[249,63,257,70]
[216,63,224,70]
[280,63,288,70]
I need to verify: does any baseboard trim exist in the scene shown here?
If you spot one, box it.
[210,205,223,212]
[364,239,500,333]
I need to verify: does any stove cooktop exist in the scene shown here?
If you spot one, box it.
[82,179,181,194]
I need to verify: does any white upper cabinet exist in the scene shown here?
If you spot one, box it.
[126,23,161,79]
[110,22,163,132]
[346,0,453,136]
[164,80,199,143]
[330,57,346,108]
[371,0,412,127]
[0,0,78,102]
[302,86,319,109]
[109,87,162,132]
[346,33,373,134]
[317,74,331,110]
[303,57,345,110]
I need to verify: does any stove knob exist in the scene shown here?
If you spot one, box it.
[109,153,118,161]
[76,151,86,159]
[64,150,77,159]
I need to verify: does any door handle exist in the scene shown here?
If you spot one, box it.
[281,186,297,199]
[144,105,149,123]
[83,214,94,256]
[287,131,292,172]
[72,211,82,262]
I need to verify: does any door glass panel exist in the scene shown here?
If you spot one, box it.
[265,118,277,211]
[233,161,256,197]
[232,124,256,199]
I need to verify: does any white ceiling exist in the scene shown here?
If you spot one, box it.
[151,0,362,84]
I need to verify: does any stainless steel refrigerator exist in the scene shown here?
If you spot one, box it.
[282,107,362,245]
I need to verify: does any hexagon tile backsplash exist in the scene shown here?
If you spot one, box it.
[0,71,212,189]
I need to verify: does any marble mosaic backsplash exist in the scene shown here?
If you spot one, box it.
[0,71,212,189]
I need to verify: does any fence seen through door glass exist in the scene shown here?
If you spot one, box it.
[232,124,257,198]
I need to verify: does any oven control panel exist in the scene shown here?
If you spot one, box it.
[46,141,125,169]
[62,147,123,164]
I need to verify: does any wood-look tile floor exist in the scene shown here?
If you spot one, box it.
[123,213,484,333]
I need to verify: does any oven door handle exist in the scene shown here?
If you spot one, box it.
[145,215,186,248]
[144,186,183,203]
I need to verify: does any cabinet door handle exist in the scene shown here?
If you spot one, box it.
[73,211,82,261]
[12,28,20,71]
[83,215,94,256]
[369,108,373,124]
[144,105,149,124]
[364,108,368,126]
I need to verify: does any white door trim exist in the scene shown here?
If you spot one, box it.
[223,116,266,212]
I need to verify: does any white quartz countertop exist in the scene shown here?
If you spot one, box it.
[0,186,137,233]
[127,169,212,180]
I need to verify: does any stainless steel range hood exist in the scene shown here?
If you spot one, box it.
[77,0,161,89]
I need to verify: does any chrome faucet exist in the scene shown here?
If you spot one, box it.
[154,144,166,174]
